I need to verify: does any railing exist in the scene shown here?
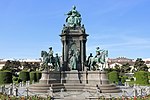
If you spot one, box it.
[0,81,150,100]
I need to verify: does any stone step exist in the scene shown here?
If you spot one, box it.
[102,89,122,93]
[52,85,65,89]
[29,87,50,90]
[65,88,84,91]
[30,83,51,87]
[99,86,120,90]
[29,89,49,93]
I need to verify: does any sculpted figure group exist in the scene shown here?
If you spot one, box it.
[65,5,82,27]
[41,47,60,71]
[87,47,108,71]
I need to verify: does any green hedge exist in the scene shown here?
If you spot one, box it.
[0,71,12,84]
[19,71,30,82]
[36,71,42,82]
[108,71,119,83]
[30,71,37,82]
[30,71,42,82]
[135,71,149,85]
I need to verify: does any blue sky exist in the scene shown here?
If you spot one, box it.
[0,0,150,59]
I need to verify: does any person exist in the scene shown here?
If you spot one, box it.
[49,47,53,63]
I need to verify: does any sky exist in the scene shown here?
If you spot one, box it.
[0,0,150,59]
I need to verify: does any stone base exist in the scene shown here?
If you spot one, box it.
[61,70,85,84]
[29,70,61,93]
[29,70,121,93]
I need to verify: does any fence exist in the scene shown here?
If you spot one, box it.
[0,81,150,100]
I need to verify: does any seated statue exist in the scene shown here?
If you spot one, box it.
[65,6,81,27]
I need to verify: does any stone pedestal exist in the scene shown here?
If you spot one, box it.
[39,70,61,84]
[39,69,49,84]
[100,71,109,84]
[61,70,83,84]
[87,71,101,85]
[60,26,88,71]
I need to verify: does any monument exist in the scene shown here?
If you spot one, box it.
[29,6,121,94]
[60,5,88,71]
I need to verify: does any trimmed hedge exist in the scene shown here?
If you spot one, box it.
[30,71,37,82]
[135,71,149,85]
[36,71,42,82]
[30,71,42,82]
[0,71,12,84]
[19,70,30,82]
[108,71,119,83]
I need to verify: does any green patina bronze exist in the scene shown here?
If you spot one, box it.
[65,5,81,27]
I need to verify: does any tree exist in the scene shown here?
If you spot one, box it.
[121,63,131,73]
[2,60,21,71]
[114,64,120,72]
[134,58,148,71]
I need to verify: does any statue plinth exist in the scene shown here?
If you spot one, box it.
[60,26,88,71]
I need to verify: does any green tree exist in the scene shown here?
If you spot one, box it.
[2,60,21,73]
[114,64,120,72]
[121,63,131,73]
[134,58,148,71]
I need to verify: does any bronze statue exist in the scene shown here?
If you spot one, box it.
[49,47,54,63]
[70,53,77,70]
[65,5,81,27]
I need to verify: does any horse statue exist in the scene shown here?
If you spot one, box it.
[89,50,108,71]
[41,51,56,70]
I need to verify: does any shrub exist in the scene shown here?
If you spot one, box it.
[36,71,42,82]
[0,71,12,84]
[30,71,37,82]
[148,72,150,80]
[12,76,18,81]
[108,71,119,84]
[19,70,30,82]
[135,71,149,85]
[30,71,42,82]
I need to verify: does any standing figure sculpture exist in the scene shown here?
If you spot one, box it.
[87,53,93,70]
[48,47,54,65]
[65,5,81,27]
[70,53,77,70]
[54,53,60,71]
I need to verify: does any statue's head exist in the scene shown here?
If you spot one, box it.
[49,47,52,50]
[72,5,76,10]
[96,47,100,50]
[90,53,93,57]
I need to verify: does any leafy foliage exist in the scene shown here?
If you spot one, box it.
[2,60,21,74]
[108,71,119,83]
[30,71,42,82]
[134,58,148,72]
[135,71,149,85]
[0,71,12,84]
[19,71,30,82]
